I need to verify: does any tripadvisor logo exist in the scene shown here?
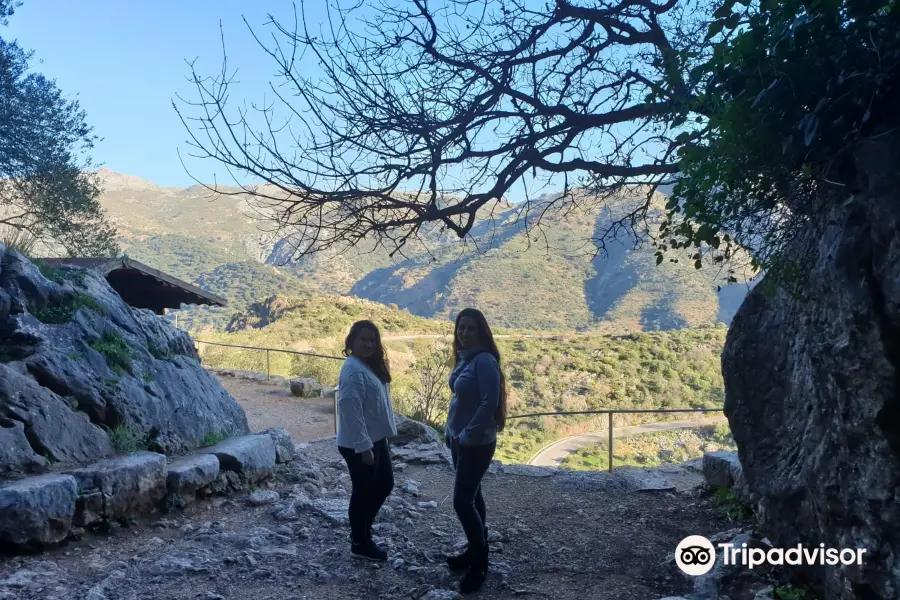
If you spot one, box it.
[675,535,717,576]
[674,535,867,576]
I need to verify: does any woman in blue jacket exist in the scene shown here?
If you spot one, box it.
[444,308,507,593]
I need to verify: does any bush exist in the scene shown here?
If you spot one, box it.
[106,424,146,454]
[90,332,132,375]
[31,293,103,324]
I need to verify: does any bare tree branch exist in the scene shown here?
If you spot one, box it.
[175,0,714,259]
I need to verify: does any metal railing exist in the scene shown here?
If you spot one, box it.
[509,408,724,472]
[193,339,344,381]
[194,338,725,472]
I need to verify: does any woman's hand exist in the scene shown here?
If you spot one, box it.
[361,449,375,465]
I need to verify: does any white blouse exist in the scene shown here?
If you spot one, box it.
[336,355,397,452]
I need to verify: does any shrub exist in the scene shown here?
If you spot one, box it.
[106,424,146,454]
[31,293,103,324]
[90,332,132,375]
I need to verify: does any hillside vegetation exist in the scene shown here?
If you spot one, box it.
[560,423,737,471]
[96,170,753,334]
[196,294,727,466]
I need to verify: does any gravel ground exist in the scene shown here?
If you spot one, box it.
[217,376,336,442]
[0,437,739,600]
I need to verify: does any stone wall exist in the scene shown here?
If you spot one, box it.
[0,428,294,550]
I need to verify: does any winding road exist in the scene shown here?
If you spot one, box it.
[527,415,728,467]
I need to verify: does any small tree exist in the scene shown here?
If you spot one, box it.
[0,0,119,257]
[394,339,452,430]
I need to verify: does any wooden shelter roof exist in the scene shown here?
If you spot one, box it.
[40,256,227,315]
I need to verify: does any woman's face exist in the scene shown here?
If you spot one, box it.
[350,328,378,359]
[456,316,481,350]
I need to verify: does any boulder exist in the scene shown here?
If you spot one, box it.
[248,490,280,506]
[0,474,77,546]
[0,246,250,476]
[68,451,167,520]
[721,135,900,599]
[204,434,277,483]
[263,427,296,463]
[0,417,49,476]
[393,414,444,446]
[166,454,220,498]
[391,443,452,465]
[0,364,112,468]
[702,451,754,505]
[289,377,322,398]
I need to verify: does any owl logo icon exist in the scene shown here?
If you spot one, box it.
[675,535,716,575]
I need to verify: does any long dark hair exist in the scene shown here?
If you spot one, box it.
[343,320,392,383]
[452,308,507,432]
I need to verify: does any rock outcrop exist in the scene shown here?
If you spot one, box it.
[0,245,250,478]
[390,415,452,465]
[721,136,900,599]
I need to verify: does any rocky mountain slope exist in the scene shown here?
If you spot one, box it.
[0,245,249,478]
[96,170,754,333]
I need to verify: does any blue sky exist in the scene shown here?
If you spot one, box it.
[6,0,596,201]
[7,0,326,188]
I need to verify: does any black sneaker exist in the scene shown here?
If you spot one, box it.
[351,540,387,561]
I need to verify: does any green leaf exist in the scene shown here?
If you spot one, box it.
[656,254,664,265]
[706,19,727,40]
[694,259,703,269]
[713,1,735,19]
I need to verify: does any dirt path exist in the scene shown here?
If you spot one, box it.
[216,376,336,441]
[0,438,737,600]
[528,416,728,467]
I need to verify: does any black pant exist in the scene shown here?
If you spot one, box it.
[338,438,394,544]
[450,438,496,555]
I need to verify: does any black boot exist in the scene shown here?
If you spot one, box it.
[446,526,489,571]
[459,542,489,594]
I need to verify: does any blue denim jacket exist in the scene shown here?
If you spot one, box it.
[445,347,500,446]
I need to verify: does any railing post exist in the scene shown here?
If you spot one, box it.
[333,386,339,435]
[608,412,613,473]
[266,349,270,381]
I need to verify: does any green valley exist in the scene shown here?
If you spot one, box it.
[96,170,755,334]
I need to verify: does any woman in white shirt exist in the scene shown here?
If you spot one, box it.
[336,320,398,561]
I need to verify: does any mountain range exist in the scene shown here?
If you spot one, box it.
[95,169,755,333]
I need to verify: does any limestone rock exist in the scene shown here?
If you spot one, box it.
[166,454,220,497]
[0,246,251,475]
[500,464,556,477]
[0,474,77,546]
[205,434,277,483]
[391,442,451,465]
[249,490,280,506]
[68,451,167,520]
[0,418,48,476]
[0,363,112,469]
[75,491,104,527]
[721,135,900,599]
[263,427,296,463]
[702,451,742,488]
[289,377,322,398]
[420,591,463,600]
[393,414,444,446]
